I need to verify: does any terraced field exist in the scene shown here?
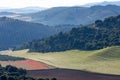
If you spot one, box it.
[7,46,120,75]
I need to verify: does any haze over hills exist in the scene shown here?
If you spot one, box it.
[0,12,15,15]
[0,12,32,22]
[0,7,46,22]
[84,1,120,7]
[29,5,120,26]
[1,4,120,26]
[0,7,46,13]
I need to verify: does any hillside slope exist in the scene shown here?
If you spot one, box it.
[30,5,120,26]
[21,15,120,52]
[0,17,57,50]
[8,46,120,75]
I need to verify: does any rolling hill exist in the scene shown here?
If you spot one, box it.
[7,46,120,75]
[0,17,58,50]
[29,5,120,26]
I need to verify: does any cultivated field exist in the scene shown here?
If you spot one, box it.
[0,50,53,70]
[7,46,120,75]
[27,69,120,80]
[0,60,52,70]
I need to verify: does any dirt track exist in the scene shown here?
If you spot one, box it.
[27,68,120,80]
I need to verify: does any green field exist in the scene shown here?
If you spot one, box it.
[7,46,120,75]
[0,55,25,61]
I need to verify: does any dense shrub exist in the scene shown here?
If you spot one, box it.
[0,65,57,80]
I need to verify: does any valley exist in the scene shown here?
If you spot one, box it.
[0,1,120,80]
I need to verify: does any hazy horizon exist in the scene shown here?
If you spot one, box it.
[0,0,119,8]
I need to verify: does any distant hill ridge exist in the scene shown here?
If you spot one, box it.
[0,7,46,13]
[29,5,120,26]
[84,1,120,7]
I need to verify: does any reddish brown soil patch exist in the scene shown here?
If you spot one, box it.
[27,68,120,80]
[0,60,52,70]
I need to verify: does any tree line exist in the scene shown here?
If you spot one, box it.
[20,15,120,52]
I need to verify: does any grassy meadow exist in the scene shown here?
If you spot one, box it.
[7,46,120,75]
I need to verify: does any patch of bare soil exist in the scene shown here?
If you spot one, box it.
[27,68,120,80]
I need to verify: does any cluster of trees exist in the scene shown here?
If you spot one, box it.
[0,65,57,80]
[20,15,120,52]
[0,55,25,61]
[0,65,26,80]
[95,15,120,28]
